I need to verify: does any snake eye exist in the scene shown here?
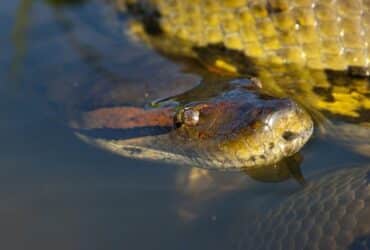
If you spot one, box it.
[183,108,200,126]
[175,107,200,127]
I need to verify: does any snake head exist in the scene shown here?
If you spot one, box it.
[173,86,313,168]
[73,79,313,170]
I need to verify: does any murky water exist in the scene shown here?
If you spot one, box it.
[1,0,370,249]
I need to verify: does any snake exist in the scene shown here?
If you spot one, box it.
[74,0,369,170]
[56,1,370,248]
[41,1,369,248]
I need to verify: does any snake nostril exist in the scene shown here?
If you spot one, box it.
[282,131,299,141]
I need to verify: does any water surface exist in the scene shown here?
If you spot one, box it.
[1,1,369,249]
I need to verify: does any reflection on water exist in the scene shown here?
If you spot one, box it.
[2,0,370,249]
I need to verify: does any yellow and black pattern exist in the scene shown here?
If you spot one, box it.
[116,0,370,121]
[120,0,370,72]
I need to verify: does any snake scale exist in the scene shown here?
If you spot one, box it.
[237,165,370,250]
[116,0,370,118]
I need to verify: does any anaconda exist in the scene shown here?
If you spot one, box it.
[75,0,369,169]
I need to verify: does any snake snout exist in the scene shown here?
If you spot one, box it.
[264,99,313,157]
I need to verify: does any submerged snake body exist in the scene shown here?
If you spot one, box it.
[238,165,370,250]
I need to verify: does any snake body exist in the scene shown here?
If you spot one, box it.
[122,0,370,71]
[116,0,370,119]
[238,165,370,250]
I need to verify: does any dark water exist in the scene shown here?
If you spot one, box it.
[1,1,369,249]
